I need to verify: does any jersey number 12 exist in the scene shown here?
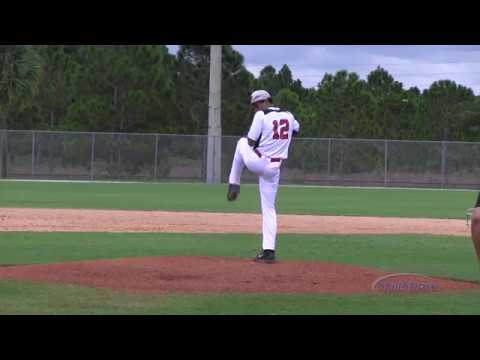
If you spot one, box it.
[273,120,289,140]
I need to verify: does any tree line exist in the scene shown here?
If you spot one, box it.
[1,44,480,142]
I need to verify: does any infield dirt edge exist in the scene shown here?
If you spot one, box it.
[0,208,470,236]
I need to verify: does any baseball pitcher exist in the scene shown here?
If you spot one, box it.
[227,90,300,264]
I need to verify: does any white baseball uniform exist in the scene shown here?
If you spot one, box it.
[228,107,300,251]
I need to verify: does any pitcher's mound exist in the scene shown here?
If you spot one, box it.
[0,256,478,295]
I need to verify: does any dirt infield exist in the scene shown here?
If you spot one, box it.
[0,208,470,236]
[0,208,475,296]
[0,256,478,295]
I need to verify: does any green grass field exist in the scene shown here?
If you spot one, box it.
[0,180,476,218]
[0,180,479,315]
[2,281,480,315]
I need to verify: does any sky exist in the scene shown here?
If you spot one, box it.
[167,45,480,95]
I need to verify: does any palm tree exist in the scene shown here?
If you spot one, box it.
[0,45,42,177]
[0,45,42,126]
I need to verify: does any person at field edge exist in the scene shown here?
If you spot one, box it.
[469,193,480,263]
[227,90,300,264]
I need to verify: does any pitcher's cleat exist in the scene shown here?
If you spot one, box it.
[227,184,240,202]
[254,250,276,264]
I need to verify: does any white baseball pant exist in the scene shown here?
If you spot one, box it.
[228,137,281,251]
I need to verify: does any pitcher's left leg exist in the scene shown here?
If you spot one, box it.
[228,139,247,186]
[227,139,247,201]
[228,138,269,202]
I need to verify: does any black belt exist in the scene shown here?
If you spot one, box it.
[254,149,282,163]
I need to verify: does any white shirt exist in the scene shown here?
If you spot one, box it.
[247,107,300,159]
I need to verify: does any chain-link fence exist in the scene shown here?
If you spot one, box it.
[2,129,480,189]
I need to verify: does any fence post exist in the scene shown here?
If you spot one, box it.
[384,140,388,187]
[202,136,208,182]
[153,134,159,181]
[0,130,5,179]
[90,133,95,181]
[4,130,8,179]
[441,141,447,188]
[340,139,345,185]
[206,135,222,184]
[327,138,332,181]
[32,131,36,177]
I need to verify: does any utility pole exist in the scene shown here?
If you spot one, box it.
[0,115,7,179]
[206,45,222,184]
[0,129,5,179]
